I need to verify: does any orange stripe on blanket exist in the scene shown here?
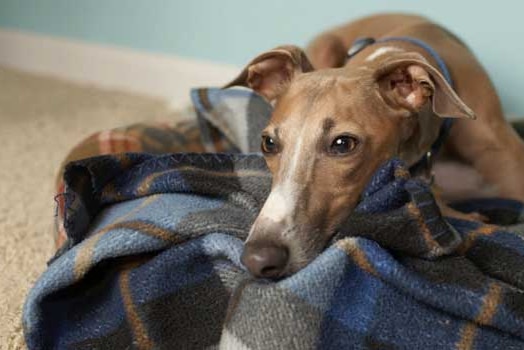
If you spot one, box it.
[98,130,142,154]
[394,166,410,179]
[336,238,378,277]
[98,130,114,154]
[104,220,183,244]
[73,195,160,280]
[455,282,503,350]
[136,167,270,196]
[457,224,499,255]
[406,202,442,254]
[120,265,155,350]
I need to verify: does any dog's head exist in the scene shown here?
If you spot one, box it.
[228,45,475,278]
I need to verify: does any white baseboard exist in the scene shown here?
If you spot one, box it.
[0,29,240,109]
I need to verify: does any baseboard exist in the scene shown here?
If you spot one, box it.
[0,29,240,109]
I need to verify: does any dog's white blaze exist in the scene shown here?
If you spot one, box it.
[365,46,403,62]
[260,187,295,223]
[258,125,307,224]
[287,125,307,180]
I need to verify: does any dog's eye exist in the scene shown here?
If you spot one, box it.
[329,135,359,155]
[261,135,279,154]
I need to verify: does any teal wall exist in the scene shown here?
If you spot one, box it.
[1,0,523,115]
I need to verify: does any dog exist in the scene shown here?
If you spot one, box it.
[225,13,524,279]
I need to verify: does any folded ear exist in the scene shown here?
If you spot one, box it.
[375,54,476,119]
[225,45,314,102]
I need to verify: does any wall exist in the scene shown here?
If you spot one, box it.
[0,0,522,115]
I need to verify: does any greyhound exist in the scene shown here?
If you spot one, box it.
[225,13,524,278]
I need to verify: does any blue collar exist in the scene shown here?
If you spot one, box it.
[347,37,454,177]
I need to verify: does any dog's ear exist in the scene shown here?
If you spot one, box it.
[225,45,314,102]
[375,54,476,119]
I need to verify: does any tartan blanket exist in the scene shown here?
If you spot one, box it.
[23,151,524,349]
[52,87,270,248]
[24,86,524,349]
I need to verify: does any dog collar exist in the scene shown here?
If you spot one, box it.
[347,37,454,179]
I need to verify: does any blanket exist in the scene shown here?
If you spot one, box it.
[24,151,524,349]
[52,87,270,249]
[24,87,524,349]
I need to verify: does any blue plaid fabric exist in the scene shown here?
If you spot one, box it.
[23,150,524,349]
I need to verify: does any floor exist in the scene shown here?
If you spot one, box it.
[0,66,182,348]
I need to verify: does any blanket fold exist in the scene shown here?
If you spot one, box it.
[24,151,524,349]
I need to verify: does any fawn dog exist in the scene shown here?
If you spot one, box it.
[226,14,524,278]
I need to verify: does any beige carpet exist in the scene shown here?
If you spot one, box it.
[0,66,184,348]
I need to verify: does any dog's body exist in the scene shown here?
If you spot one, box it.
[228,14,524,278]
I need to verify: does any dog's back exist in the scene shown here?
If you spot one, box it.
[306,13,467,69]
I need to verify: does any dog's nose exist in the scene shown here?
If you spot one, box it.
[241,242,289,279]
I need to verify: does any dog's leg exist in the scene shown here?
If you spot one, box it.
[446,53,524,201]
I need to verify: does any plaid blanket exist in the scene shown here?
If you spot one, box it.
[24,87,524,349]
[52,87,270,248]
[24,152,524,349]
